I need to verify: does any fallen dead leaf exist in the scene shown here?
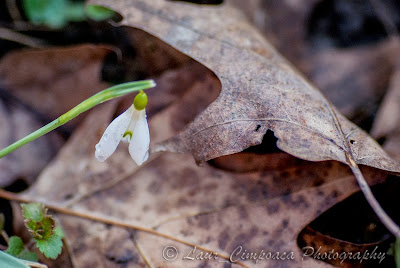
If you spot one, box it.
[93,0,400,173]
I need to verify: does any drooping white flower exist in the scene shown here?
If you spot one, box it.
[95,91,149,165]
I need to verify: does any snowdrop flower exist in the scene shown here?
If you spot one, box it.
[95,91,150,165]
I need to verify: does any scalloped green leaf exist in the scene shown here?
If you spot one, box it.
[35,227,64,259]
[21,203,45,222]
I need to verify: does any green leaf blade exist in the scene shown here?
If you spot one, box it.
[0,251,29,268]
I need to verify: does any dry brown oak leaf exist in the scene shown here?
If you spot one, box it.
[90,0,400,172]
[24,100,386,267]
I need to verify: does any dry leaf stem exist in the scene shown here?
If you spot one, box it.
[330,101,400,238]
[347,156,400,238]
[0,189,250,268]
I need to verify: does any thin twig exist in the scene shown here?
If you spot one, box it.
[130,231,153,268]
[0,189,249,268]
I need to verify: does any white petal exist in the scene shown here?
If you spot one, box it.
[95,106,134,162]
[128,109,150,165]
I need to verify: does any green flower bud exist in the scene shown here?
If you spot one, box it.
[133,90,148,110]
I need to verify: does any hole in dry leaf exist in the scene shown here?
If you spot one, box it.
[209,130,307,172]
[349,139,356,144]
[297,176,400,267]
[377,136,386,145]
[243,130,280,154]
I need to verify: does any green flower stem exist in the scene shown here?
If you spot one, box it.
[0,79,156,158]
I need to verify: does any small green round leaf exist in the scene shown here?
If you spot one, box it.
[5,236,24,256]
[22,0,68,28]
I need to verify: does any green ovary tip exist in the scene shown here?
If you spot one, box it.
[123,131,133,139]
